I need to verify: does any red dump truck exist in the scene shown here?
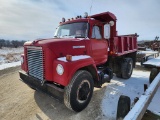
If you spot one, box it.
[19,12,138,112]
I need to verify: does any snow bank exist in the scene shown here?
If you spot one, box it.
[0,47,23,65]
[0,61,21,70]
[0,47,23,55]
[0,47,23,70]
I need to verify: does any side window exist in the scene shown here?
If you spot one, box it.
[92,26,102,39]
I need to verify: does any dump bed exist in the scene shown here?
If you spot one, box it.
[109,34,138,56]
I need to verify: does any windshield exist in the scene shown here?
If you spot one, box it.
[54,22,88,38]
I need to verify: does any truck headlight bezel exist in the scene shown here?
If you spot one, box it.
[56,64,64,75]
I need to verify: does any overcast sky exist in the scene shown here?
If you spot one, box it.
[0,0,160,41]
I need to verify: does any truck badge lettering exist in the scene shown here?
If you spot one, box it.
[73,46,85,49]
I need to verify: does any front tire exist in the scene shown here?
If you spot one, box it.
[64,70,94,112]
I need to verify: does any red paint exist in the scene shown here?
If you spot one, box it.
[21,12,138,86]
[53,58,96,86]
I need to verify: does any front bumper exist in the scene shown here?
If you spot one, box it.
[19,70,64,101]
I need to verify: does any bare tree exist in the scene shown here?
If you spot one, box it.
[0,39,5,49]
[0,39,26,48]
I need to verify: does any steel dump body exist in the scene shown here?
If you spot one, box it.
[109,35,137,56]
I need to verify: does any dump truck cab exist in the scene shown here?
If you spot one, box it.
[54,16,110,65]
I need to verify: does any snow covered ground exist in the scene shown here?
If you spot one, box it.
[101,69,160,119]
[0,47,23,70]
[0,61,21,70]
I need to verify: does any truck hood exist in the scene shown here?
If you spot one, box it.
[24,38,88,58]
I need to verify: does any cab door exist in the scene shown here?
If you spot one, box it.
[90,25,108,65]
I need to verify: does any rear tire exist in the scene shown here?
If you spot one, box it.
[121,58,133,79]
[115,61,122,78]
[64,70,94,112]
[116,73,122,78]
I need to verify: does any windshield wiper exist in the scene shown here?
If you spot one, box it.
[75,36,85,38]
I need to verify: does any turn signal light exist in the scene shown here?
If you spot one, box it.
[66,55,72,62]
[110,51,115,55]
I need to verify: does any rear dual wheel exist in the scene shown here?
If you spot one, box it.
[64,70,94,112]
[116,58,133,79]
[121,58,133,79]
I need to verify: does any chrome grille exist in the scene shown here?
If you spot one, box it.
[27,47,44,81]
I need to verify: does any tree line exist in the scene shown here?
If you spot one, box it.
[0,39,26,48]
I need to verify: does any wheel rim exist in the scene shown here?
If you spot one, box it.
[77,80,91,103]
[128,61,133,75]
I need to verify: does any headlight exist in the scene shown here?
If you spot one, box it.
[56,64,64,75]
[20,56,24,64]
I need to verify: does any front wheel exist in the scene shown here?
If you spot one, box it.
[64,70,94,112]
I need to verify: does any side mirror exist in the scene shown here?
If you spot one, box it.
[104,24,110,39]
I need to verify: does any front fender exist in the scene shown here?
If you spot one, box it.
[53,56,96,86]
